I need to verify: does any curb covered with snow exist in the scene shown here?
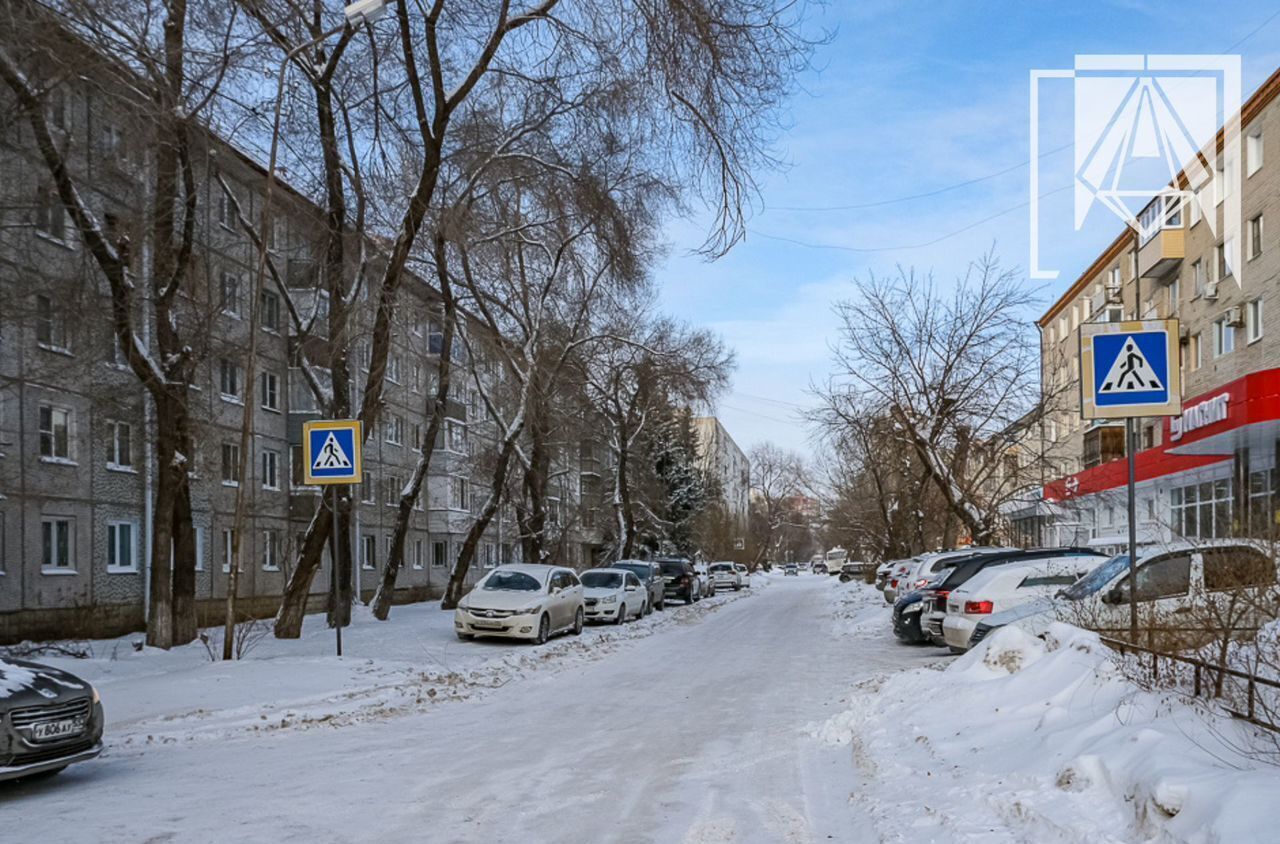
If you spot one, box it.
[813,622,1280,843]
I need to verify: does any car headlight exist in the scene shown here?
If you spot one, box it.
[601,595,617,604]
[91,684,100,705]
[517,605,542,616]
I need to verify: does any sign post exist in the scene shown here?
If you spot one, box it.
[1079,320,1181,641]
[302,420,363,655]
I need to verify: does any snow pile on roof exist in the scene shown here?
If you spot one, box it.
[0,658,38,696]
[815,622,1280,842]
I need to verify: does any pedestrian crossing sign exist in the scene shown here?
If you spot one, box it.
[1080,319,1181,419]
[302,420,363,485]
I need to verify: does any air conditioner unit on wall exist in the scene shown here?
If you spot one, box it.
[1204,282,1219,301]
[1226,306,1244,327]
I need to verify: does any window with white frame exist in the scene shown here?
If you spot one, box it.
[385,413,404,445]
[107,521,138,572]
[222,528,237,573]
[1192,258,1205,297]
[107,420,133,469]
[42,517,74,572]
[432,541,446,568]
[387,354,402,384]
[1218,155,1236,204]
[39,405,72,460]
[260,371,280,411]
[1171,479,1232,539]
[1190,188,1203,226]
[219,358,242,401]
[221,441,241,485]
[35,294,69,351]
[1216,240,1235,281]
[1247,129,1264,177]
[261,449,280,490]
[411,364,423,393]
[450,476,467,510]
[260,290,280,331]
[220,271,242,317]
[1248,214,1263,261]
[262,529,280,571]
[1213,314,1235,357]
[411,422,422,451]
[385,475,402,506]
[194,526,205,572]
[411,539,424,570]
[447,419,467,452]
[217,184,236,227]
[362,534,377,571]
[1247,298,1264,344]
[1189,333,1202,371]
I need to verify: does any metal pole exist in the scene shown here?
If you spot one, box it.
[326,485,343,656]
[1126,416,1139,641]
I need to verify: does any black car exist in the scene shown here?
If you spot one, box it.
[612,559,666,612]
[1,659,104,782]
[657,559,701,604]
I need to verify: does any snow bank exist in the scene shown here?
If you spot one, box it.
[817,621,1280,843]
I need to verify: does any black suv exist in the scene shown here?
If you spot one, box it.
[612,559,666,611]
[1,659,105,782]
[658,559,700,604]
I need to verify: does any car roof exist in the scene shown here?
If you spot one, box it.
[489,563,568,579]
[1136,538,1274,560]
[585,567,632,576]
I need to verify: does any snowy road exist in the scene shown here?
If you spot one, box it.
[4,576,906,843]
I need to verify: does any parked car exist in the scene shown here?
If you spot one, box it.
[0,658,104,782]
[693,562,717,598]
[658,559,702,603]
[885,548,1002,604]
[969,540,1279,648]
[813,562,829,574]
[920,548,1107,646]
[784,563,799,576]
[581,568,647,624]
[892,577,944,643]
[734,563,751,587]
[875,559,903,593]
[612,559,666,612]
[941,558,1093,652]
[710,562,743,591]
[455,564,584,644]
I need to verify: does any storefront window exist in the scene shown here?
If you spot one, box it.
[1171,478,1233,539]
[1249,469,1277,537]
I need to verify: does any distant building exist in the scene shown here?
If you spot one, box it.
[693,417,750,529]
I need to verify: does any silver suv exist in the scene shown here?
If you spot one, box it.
[1,658,104,782]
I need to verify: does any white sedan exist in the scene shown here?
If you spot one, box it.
[941,558,1089,652]
[710,562,743,591]
[455,564,584,644]
[581,568,647,623]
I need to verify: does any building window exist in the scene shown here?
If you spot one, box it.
[361,472,375,503]
[1248,214,1264,260]
[387,354,402,384]
[1167,276,1179,315]
[35,185,69,240]
[1190,188,1202,226]
[35,294,69,351]
[46,86,69,130]
[107,420,133,469]
[218,184,236,227]
[260,371,280,411]
[1192,259,1205,297]
[1248,469,1276,534]
[1213,315,1235,358]
[107,521,138,573]
[413,539,425,570]
[261,449,280,490]
[432,541,447,568]
[411,423,422,451]
[1217,240,1234,281]
[219,358,243,401]
[261,290,281,331]
[450,477,467,510]
[220,272,242,317]
[222,528,237,573]
[483,543,496,569]
[1247,298,1264,344]
[447,420,467,452]
[221,442,241,485]
[41,517,74,572]
[385,413,404,446]
[411,364,423,393]
[1189,333,1202,371]
[39,405,72,460]
[1247,129,1264,177]
[385,475,403,506]
[362,534,377,571]
[1171,479,1232,539]
[194,526,205,572]
[262,529,280,571]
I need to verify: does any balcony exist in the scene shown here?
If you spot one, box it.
[1136,195,1185,279]
[1082,422,1125,469]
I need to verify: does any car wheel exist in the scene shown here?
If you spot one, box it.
[657,597,665,611]
[644,599,652,616]
[734,584,741,591]
[534,613,551,645]
[572,607,584,636]
[615,602,627,625]
[456,632,474,641]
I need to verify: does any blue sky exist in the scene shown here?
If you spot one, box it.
[654,0,1280,460]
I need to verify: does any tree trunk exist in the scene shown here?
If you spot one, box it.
[612,439,637,560]
[442,437,521,609]
[275,505,335,638]
[170,437,198,645]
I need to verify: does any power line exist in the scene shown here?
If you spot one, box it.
[718,402,804,425]
[729,390,814,410]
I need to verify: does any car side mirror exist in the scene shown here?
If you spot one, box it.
[1102,587,1121,605]
[626,585,637,592]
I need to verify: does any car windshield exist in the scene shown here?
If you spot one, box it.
[659,562,686,575]
[614,563,647,578]
[581,572,623,589]
[1060,554,1129,600]
[481,571,542,592]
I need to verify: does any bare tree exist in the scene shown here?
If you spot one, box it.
[817,253,1045,546]
[746,443,808,565]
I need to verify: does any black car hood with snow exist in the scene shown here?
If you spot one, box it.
[0,658,93,708]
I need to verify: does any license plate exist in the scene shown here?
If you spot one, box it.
[31,718,85,741]
[472,621,504,630]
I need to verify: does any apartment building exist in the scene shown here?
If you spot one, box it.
[0,21,553,642]
[1032,66,1280,551]
[693,417,750,533]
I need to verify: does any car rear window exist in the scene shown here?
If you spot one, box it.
[659,562,686,575]
[711,563,733,572]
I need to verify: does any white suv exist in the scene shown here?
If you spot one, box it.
[942,558,1093,652]
[710,562,743,591]
[454,564,585,644]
